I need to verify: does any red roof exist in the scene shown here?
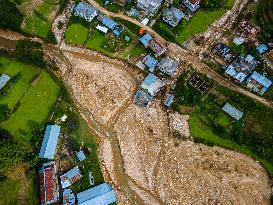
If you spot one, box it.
[39,174,45,203]
[44,166,54,202]
[188,0,200,4]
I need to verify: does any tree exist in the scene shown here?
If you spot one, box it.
[203,0,223,9]
[0,104,10,122]
[0,0,24,31]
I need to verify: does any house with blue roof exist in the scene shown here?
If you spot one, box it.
[60,166,82,189]
[246,71,272,95]
[163,7,184,27]
[63,188,75,205]
[222,103,243,120]
[0,74,10,90]
[141,73,163,96]
[134,89,154,107]
[182,0,201,12]
[73,2,98,22]
[256,44,269,54]
[77,183,116,205]
[76,150,86,161]
[164,94,174,107]
[39,125,61,160]
[158,57,179,76]
[224,55,259,83]
[98,16,124,37]
[139,33,153,47]
[142,55,158,72]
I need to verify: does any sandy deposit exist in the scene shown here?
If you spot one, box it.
[155,139,271,205]
[54,45,272,205]
[114,100,169,191]
[63,51,137,126]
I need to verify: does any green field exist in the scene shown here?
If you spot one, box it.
[0,57,60,142]
[65,23,89,45]
[177,9,226,43]
[173,71,273,176]
[65,16,146,59]
[0,57,40,108]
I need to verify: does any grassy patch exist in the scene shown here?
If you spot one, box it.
[65,23,89,45]
[23,15,52,39]
[1,71,60,143]
[0,57,39,108]
[177,9,226,43]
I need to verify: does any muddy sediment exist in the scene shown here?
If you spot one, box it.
[55,46,272,205]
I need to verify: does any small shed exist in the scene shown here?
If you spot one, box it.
[164,94,174,107]
[256,44,269,54]
[222,103,243,120]
[76,150,86,162]
[0,74,10,90]
[60,166,82,189]
[139,33,153,47]
[142,55,158,72]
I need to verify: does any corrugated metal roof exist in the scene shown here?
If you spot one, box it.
[100,17,118,30]
[78,190,116,205]
[73,2,98,21]
[39,125,60,160]
[77,183,116,205]
[139,34,153,47]
[63,188,75,205]
[248,71,272,88]
[0,74,10,90]
[164,94,174,107]
[60,166,81,189]
[143,55,158,72]
[141,73,163,96]
[158,57,179,76]
[256,44,269,54]
[222,103,243,120]
[76,150,86,161]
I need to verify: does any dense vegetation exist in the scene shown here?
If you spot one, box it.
[173,71,273,176]
[0,0,24,31]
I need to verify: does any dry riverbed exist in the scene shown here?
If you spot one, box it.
[47,45,272,205]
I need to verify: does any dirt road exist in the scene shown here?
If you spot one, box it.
[83,1,273,109]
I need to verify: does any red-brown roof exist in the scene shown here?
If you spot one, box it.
[44,166,54,202]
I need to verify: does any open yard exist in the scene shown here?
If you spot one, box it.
[0,57,60,143]
[65,16,146,59]
[173,71,273,176]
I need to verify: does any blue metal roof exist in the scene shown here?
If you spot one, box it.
[143,55,158,72]
[256,44,269,54]
[222,103,243,120]
[77,183,116,205]
[0,74,10,90]
[139,34,153,47]
[164,94,174,107]
[76,150,86,161]
[100,17,118,30]
[248,71,272,88]
[39,125,61,159]
[61,166,81,188]
[78,190,116,205]
[74,2,98,20]
[143,73,157,86]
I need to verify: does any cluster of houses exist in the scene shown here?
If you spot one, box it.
[135,33,180,107]
[38,124,116,205]
[212,20,273,96]
[0,74,10,90]
[213,42,272,95]
[73,2,128,39]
